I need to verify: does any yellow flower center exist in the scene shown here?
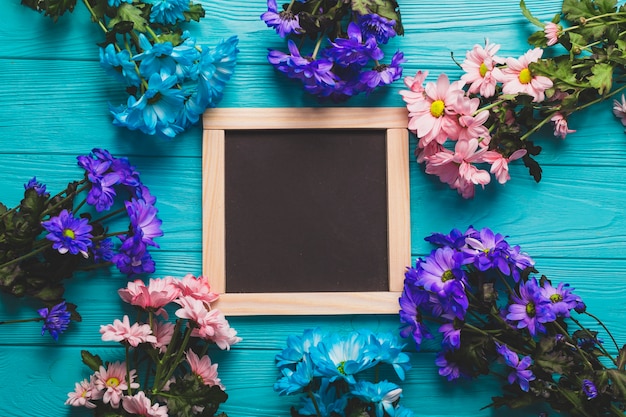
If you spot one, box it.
[63,228,76,239]
[525,302,536,317]
[106,377,120,387]
[479,62,489,77]
[518,68,532,84]
[550,294,563,303]
[430,100,445,118]
[337,361,346,375]
[441,270,455,282]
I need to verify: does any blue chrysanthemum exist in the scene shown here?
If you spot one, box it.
[107,0,132,6]
[309,331,374,384]
[99,44,141,87]
[351,380,403,417]
[273,354,315,395]
[38,301,71,341]
[297,379,347,417]
[24,176,48,197]
[42,210,93,258]
[276,327,327,368]
[365,331,411,380]
[144,0,189,25]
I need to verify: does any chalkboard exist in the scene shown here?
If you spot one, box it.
[202,108,410,315]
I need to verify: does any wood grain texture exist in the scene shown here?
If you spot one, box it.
[2,0,626,415]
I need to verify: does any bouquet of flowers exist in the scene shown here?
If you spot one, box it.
[399,226,626,416]
[66,273,241,417]
[0,148,162,339]
[21,0,239,138]
[400,0,626,198]
[261,0,405,101]
[273,328,414,417]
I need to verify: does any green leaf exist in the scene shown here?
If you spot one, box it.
[527,30,548,48]
[596,0,618,13]
[617,344,626,371]
[20,0,77,22]
[184,3,206,22]
[588,62,613,95]
[520,0,544,28]
[165,376,228,417]
[606,369,626,401]
[81,350,104,372]
[108,3,148,33]
[563,0,599,20]
[350,0,404,35]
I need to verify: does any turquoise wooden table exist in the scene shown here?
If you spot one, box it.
[2,0,626,415]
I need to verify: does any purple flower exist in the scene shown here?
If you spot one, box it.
[325,22,383,67]
[268,41,337,87]
[439,322,461,350]
[582,379,598,400]
[359,50,405,92]
[42,210,93,258]
[261,0,301,38]
[92,238,114,264]
[126,198,163,248]
[112,234,155,276]
[495,342,535,392]
[506,278,556,336]
[434,351,470,381]
[358,14,397,44]
[539,281,581,318]
[24,176,48,197]
[399,283,432,347]
[464,227,513,274]
[416,247,467,294]
[38,301,71,341]
[425,227,474,249]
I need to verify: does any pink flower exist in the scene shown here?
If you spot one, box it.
[93,361,140,408]
[613,94,626,126]
[544,22,561,46]
[65,378,97,409]
[551,112,575,139]
[186,350,224,389]
[406,73,464,146]
[100,315,157,347]
[460,39,504,98]
[426,139,491,198]
[482,149,527,184]
[499,48,553,102]
[118,277,180,317]
[175,295,213,325]
[175,273,219,304]
[209,316,243,350]
[450,94,491,143]
[122,391,168,417]
[400,70,429,105]
[151,320,175,353]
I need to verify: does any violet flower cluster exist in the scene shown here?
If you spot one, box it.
[22,0,239,138]
[66,274,241,416]
[274,328,414,417]
[401,0,626,198]
[261,0,405,101]
[0,148,162,337]
[399,226,626,416]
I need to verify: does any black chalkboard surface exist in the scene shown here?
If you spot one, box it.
[224,129,389,293]
[202,107,410,315]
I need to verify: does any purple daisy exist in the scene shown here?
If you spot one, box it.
[358,13,397,44]
[325,22,383,67]
[112,234,155,276]
[439,321,461,350]
[126,198,163,248]
[539,281,582,318]
[24,176,48,197]
[506,278,556,336]
[416,246,467,294]
[495,342,535,392]
[359,50,405,93]
[77,151,120,212]
[582,379,598,400]
[42,210,93,258]
[425,227,475,250]
[92,237,114,264]
[38,301,71,341]
[464,227,512,274]
[434,351,470,381]
[261,0,301,38]
[399,283,432,347]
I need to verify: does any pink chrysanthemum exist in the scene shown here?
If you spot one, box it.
[122,391,168,417]
[499,48,553,102]
[175,273,220,304]
[544,22,561,46]
[551,112,575,139]
[613,94,626,126]
[93,361,140,408]
[450,95,491,143]
[482,149,527,184]
[209,316,243,350]
[460,39,504,98]
[425,139,491,198]
[100,315,157,347]
[65,378,98,409]
[406,73,465,146]
[118,277,180,317]
[186,350,224,389]
[151,320,176,353]
[399,70,429,105]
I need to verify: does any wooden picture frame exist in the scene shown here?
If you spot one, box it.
[202,108,410,315]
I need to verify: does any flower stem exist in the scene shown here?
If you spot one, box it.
[582,311,620,352]
[306,389,323,417]
[0,243,50,270]
[0,317,43,325]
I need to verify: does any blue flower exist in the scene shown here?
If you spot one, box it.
[42,210,93,257]
[24,176,48,197]
[351,380,403,417]
[358,14,397,44]
[582,379,598,400]
[261,0,301,38]
[365,331,411,380]
[273,354,315,395]
[196,36,239,109]
[144,0,189,25]
[107,0,132,6]
[297,379,347,417]
[495,342,536,392]
[276,327,327,368]
[325,22,383,67]
[393,405,416,417]
[99,44,141,87]
[38,301,71,341]
[309,331,374,384]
